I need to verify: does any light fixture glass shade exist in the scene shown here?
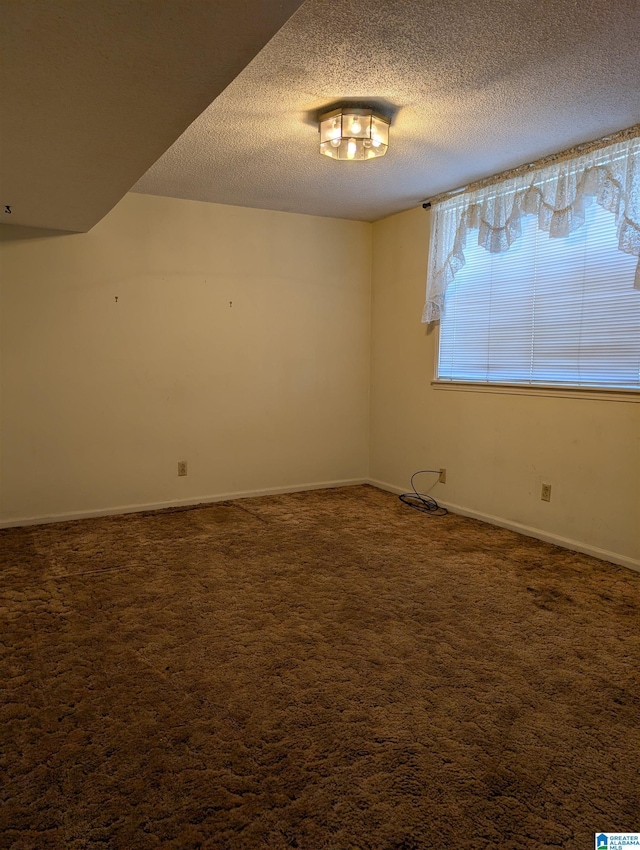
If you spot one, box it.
[319,107,390,161]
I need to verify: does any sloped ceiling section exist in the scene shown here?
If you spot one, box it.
[0,0,304,232]
[134,0,640,222]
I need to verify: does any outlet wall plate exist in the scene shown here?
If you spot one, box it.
[439,468,447,484]
[178,461,188,477]
[541,483,551,502]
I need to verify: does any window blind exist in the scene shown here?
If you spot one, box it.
[437,199,640,390]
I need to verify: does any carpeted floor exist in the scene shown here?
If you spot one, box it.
[1,485,638,849]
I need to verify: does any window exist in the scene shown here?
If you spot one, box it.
[424,133,640,392]
[437,199,640,390]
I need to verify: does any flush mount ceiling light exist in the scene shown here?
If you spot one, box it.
[319,106,390,161]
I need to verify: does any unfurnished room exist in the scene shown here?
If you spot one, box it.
[1,1,639,848]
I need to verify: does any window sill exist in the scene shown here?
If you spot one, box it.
[431,380,640,402]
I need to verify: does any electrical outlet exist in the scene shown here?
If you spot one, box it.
[541,483,551,502]
[178,461,187,477]
[439,468,447,484]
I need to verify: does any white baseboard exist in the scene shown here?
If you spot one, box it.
[368,478,640,574]
[3,476,637,575]
[368,479,406,496]
[0,478,368,529]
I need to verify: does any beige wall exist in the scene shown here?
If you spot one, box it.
[0,193,371,522]
[2,194,638,568]
[370,207,640,568]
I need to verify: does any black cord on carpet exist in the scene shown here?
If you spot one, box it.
[399,470,448,517]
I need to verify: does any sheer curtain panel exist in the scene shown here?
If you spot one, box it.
[423,135,640,323]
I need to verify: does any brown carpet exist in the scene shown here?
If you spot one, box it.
[1,485,638,849]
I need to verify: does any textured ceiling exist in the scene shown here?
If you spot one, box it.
[0,0,303,231]
[134,0,640,222]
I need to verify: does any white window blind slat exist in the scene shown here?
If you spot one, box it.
[437,199,640,390]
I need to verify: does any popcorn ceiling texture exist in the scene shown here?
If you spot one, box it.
[2,486,639,848]
[133,0,640,222]
[426,123,640,207]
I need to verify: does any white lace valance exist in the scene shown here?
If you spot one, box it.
[423,135,640,323]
